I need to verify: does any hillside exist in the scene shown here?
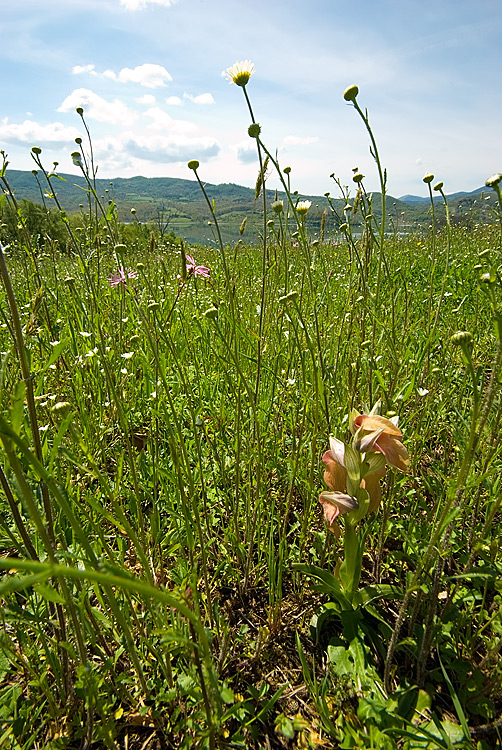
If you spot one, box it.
[2,168,495,230]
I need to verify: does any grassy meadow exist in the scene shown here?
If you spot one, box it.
[0,72,502,749]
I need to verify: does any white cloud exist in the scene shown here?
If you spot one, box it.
[137,94,156,105]
[101,132,220,164]
[58,88,138,126]
[0,118,81,146]
[120,0,177,9]
[234,141,258,165]
[166,96,182,106]
[72,64,97,76]
[183,92,215,105]
[142,107,198,134]
[102,63,172,88]
[283,135,319,146]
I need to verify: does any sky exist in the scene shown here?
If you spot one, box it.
[1,0,501,200]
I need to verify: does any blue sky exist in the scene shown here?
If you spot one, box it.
[1,0,501,198]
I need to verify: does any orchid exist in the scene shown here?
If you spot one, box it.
[319,408,409,534]
[352,413,410,472]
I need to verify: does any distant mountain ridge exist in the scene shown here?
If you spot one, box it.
[398,186,486,203]
[1,168,493,228]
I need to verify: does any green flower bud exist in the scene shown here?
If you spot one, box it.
[248,123,261,138]
[187,160,199,171]
[76,107,84,116]
[278,291,299,304]
[352,172,364,183]
[433,181,443,191]
[283,166,291,175]
[203,307,219,320]
[51,401,71,413]
[343,84,359,102]
[451,331,473,347]
[31,146,42,155]
[272,200,283,214]
[423,173,434,184]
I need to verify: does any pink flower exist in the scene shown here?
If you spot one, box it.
[186,255,210,279]
[108,266,138,287]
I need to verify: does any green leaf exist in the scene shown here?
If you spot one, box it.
[34,582,66,604]
[292,563,352,608]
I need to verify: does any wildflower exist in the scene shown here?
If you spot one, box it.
[485,173,502,188]
[108,266,138,287]
[320,436,386,524]
[319,491,359,537]
[352,413,410,472]
[186,254,210,279]
[319,409,409,533]
[296,200,311,216]
[225,60,255,87]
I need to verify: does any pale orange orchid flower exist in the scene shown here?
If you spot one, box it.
[352,413,410,472]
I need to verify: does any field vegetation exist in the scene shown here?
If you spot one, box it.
[0,66,501,749]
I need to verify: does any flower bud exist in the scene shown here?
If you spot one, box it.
[203,307,219,321]
[272,200,283,214]
[423,173,434,184]
[343,84,359,102]
[485,173,502,188]
[187,160,199,171]
[31,146,42,155]
[451,331,473,347]
[247,123,261,138]
[433,181,443,191]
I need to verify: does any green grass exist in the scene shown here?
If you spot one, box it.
[0,82,501,749]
